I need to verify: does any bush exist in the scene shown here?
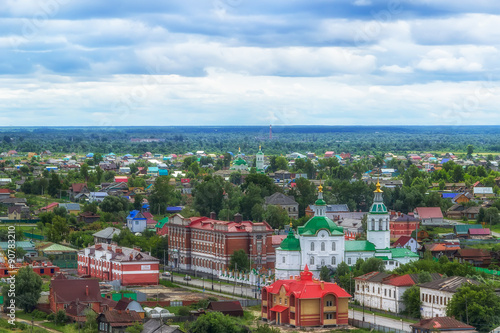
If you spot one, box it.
[178,306,191,316]
[47,313,55,321]
[32,309,48,319]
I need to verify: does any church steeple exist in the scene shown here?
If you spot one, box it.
[314,184,326,216]
[367,178,390,250]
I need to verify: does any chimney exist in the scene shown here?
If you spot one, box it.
[126,309,130,314]
[210,212,216,219]
[116,247,122,254]
[234,213,242,223]
[85,285,89,296]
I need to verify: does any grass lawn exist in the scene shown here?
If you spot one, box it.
[41,322,78,333]
[14,311,45,322]
[349,306,419,323]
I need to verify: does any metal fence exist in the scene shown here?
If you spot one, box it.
[238,299,261,307]
[349,318,409,333]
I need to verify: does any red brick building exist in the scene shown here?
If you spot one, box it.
[390,212,420,238]
[77,244,159,286]
[168,213,275,275]
[262,265,351,328]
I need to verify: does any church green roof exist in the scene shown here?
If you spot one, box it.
[345,240,376,252]
[315,199,326,206]
[234,158,247,166]
[155,217,169,228]
[390,248,419,258]
[370,202,388,214]
[297,216,344,236]
[279,231,301,251]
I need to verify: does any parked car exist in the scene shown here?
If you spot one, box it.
[161,272,171,279]
[183,275,192,281]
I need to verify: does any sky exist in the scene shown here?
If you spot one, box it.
[1,0,500,126]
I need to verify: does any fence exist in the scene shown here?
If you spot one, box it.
[349,304,419,322]
[238,299,261,307]
[0,219,40,224]
[24,232,45,240]
[349,318,409,333]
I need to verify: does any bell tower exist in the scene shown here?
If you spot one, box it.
[366,180,390,250]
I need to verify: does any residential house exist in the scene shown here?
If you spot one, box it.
[7,205,29,220]
[115,176,128,183]
[89,192,109,203]
[473,186,495,199]
[305,204,349,217]
[0,189,12,200]
[0,178,12,186]
[422,242,460,259]
[0,240,37,257]
[142,319,183,333]
[419,276,480,318]
[264,192,299,219]
[207,301,244,317]
[58,203,81,215]
[413,207,444,225]
[390,213,420,238]
[97,310,142,333]
[446,204,467,219]
[355,271,442,314]
[468,228,491,239]
[411,317,477,333]
[147,167,159,177]
[453,193,473,205]
[454,248,491,267]
[119,167,131,174]
[127,210,149,233]
[392,236,420,253]
[40,202,59,213]
[114,297,145,319]
[93,227,121,244]
[463,206,481,220]
[77,243,159,286]
[78,211,101,224]
[0,197,27,207]
[411,229,430,242]
[262,265,350,327]
[69,183,89,201]
[454,224,483,238]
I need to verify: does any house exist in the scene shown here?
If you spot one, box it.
[0,240,37,257]
[114,297,145,319]
[390,213,420,238]
[411,229,430,242]
[127,210,148,233]
[89,192,108,203]
[463,206,481,220]
[37,242,79,268]
[119,167,131,174]
[50,276,116,315]
[147,167,159,177]
[69,183,89,201]
[411,317,477,333]
[453,192,473,204]
[392,236,420,253]
[78,243,159,285]
[7,205,29,220]
[207,301,243,317]
[446,204,467,218]
[114,176,128,183]
[422,242,460,259]
[40,202,59,213]
[58,203,81,215]
[306,204,349,217]
[93,227,121,244]
[97,310,142,332]
[262,265,351,327]
[324,151,335,158]
[264,192,299,219]
[419,276,480,318]
[142,319,183,333]
[413,207,444,225]
[78,212,101,224]
[473,186,494,198]
[0,189,12,200]
[355,271,442,314]
[0,197,26,207]
[454,248,491,267]
[468,227,491,239]
[155,217,169,236]
[453,224,482,238]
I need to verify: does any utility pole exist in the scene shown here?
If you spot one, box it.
[465,295,469,325]
[233,263,237,294]
[163,249,166,273]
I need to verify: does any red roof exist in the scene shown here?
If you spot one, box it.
[41,202,59,210]
[411,316,475,330]
[181,178,191,183]
[415,207,443,219]
[0,189,11,194]
[142,212,154,219]
[264,266,351,300]
[386,274,416,287]
[468,228,490,235]
[188,216,273,233]
[71,183,87,193]
[272,235,287,246]
[392,236,414,248]
[270,305,288,313]
[51,279,102,303]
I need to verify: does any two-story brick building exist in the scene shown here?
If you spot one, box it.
[168,213,275,275]
[77,244,159,286]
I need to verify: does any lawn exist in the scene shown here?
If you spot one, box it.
[41,322,78,333]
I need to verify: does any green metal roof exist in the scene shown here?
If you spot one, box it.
[234,158,247,165]
[297,216,344,236]
[454,224,482,235]
[370,202,388,214]
[0,241,35,250]
[345,240,376,252]
[279,230,301,251]
[42,243,78,253]
[315,199,326,206]
[390,248,419,258]
[155,217,169,228]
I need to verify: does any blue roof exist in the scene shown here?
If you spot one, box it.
[124,154,133,157]
[159,169,169,176]
[442,193,459,199]
[146,184,153,190]
[227,152,234,156]
[148,167,159,172]
[87,153,94,157]
[142,204,150,209]
[166,206,183,213]
[441,158,450,164]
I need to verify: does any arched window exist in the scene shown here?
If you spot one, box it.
[310,256,314,265]
[332,242,336,251]
[379,219,383,231]
[331,256,336,265]
[282,256,285,263]
[321,242,325,251]
[310,242,315,251]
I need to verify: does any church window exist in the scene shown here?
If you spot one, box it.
[321,242,325,251]
[310,257,314,265]
[379,219,383,230]
[311,242,315,251]
[331,257,336,265]
[321,259,325,266]
[332,242,336,251]
[282,256,285,264]
[348,258,351,265]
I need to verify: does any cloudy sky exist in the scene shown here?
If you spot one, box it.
[1,0,500,126]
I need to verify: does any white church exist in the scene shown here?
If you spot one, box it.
[274,181,419,280]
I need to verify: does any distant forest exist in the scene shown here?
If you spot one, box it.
[1,126,500,155]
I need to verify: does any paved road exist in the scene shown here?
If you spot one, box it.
[349,309,412,332]
[170,274,259,299]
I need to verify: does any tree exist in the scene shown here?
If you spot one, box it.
[484,207,500,225]
[359,257,385,274]
[82,202,98,214]
[467,145,474,157]
[401,285,421,317]
[477,207,486,223]
[292,178,317,217]
[193,176,225,216]
[100,195,130,213]
[82,309,98,333]
[253,324,281,333]
[2,267,43,313]
[48,172,62,197]
[418,271,432,283]
[447,283,500,332]
[149,176,177,214]
[187,311,245,333]
[125,323,143,333]
[263,205,289,229]
[228,249,250,273]
[320,266,331,282]
[54,310,67,325]
[46,216,70,243]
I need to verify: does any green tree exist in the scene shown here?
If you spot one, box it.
[263,205,289,229]
[320,266,331,282]
[359,257,385,274]
[100,195,130,213]
[82,309,98,333]
[447,283,500,332]
[46,216,70,243]
[228,249,250,273]
[401,285,421,317]
[477,207,486,223]
[2,267,43,313]
[125,322,143,333]
[149,176,177,214]
[467,145,474,157]
[54,310,67,325]
[80,163,89,181]
[418,271,432,283]
[48,172,62,197]
[292,178,317,217]
[187,311,245,333]
[82,202,98,214]
[241,173,278,197]
[484,207,500,225]
[193,176,225,216]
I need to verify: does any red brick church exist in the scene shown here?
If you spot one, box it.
[262,265,351,328]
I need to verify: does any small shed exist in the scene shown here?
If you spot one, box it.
[207,301,244,317]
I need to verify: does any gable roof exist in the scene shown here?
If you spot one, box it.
[51,279,102,304]
[142,319,182,333]
[92,227,121,240]
[71,183,87,193]
[58,203,81,211]
[99,310,142,325]
[207,301,243,313]
[264,192,298,206]
[415,207,443,219]
[392,236,414,248]
[454,224,482,235]
[411,316,476,331]
[345,240,376,252]
[419,276,480,292]
[468,228,491,235]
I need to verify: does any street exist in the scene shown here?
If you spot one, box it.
[170,274,259,299]
[349,309,413,332]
